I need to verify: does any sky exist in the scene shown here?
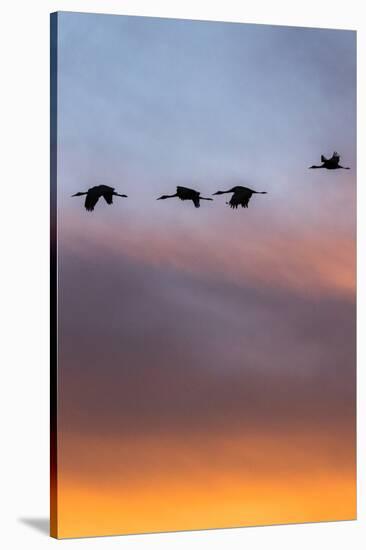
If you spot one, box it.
[54,12,356,538]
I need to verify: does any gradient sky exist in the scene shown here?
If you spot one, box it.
[54,12,356,538]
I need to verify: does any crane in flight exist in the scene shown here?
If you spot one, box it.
[72,185,128,211]
[157,186,213,208]
[213,186,267,209]
[309,152,350,170]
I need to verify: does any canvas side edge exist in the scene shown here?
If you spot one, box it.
[50,11,59,540]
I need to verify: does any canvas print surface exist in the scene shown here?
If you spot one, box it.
[50,12,356,539]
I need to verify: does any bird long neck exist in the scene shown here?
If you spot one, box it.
[164,193,178,199]
[253,191,267,194]
[200,196,213,201]
[309,165,325,169]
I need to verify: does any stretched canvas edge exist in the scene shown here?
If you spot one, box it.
[50,11,59,540]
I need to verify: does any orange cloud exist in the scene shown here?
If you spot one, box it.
[60,212,355,299]
[54,430,356,538]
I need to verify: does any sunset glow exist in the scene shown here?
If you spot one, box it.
[52,12,356,538]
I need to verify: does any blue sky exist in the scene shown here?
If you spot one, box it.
[57,13,356,214]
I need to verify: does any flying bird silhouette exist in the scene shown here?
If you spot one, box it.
[72,185,128,211]
[309,152,350,170]
[213,186,267,209]
[157,186,213,208]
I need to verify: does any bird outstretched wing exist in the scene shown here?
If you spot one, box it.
[84,192,100,211]
[321,155,327,163]
[176,186,197,200]
[229,189,252,209]
[102,190,114,204]
[192,196,200,208]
